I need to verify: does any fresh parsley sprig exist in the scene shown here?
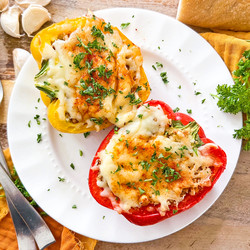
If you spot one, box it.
[216,50,250,150]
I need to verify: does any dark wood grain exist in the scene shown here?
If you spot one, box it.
[0,1,249,249]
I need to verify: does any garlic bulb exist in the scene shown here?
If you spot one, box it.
[0,0,9,12]
[15,0,51,8]
[13,48,30,77]
[0,5,22,38]
[21,4,51,36]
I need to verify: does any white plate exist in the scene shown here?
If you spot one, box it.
[8,8,242,243]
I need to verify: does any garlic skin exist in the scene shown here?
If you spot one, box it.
[13,48,30,77]
[0,5,22,38]
[15,0,51,8]
[0,0,9,12]
[21,4,51,37]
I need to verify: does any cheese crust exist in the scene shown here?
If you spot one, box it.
[33,14,150,132]
[96,104,219,215]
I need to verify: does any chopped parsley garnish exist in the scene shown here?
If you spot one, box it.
[106,50,114,62]
[88,39,107,52]
[164,146,172,151]
[79,150,83,156]
[124,92,142,105]
[91,25,104,40]
[135,86,142,92]
[73,52,86,70]
[160,72,169,84]
[156,62,163,68]
[76,36,92,54]
[113,165,122,174]
[84,132,90,138]
[173,107,180,113]
[37,133,42,143]
[70,163,75,169]
[14,178,38,207]
[201,99,206,104]
[79,77,115,104]
[121,22,130,29]
[186,109,192,114]
[14,178,30,198]
[114,126,119,134]
[139,161,151,171]
[153,189,160,196]
[34,114,40,125]
[72,205,77,209]
[137,114,143,119]
[104,22,113,34]
[58,177,65,182]
[28,120,31,127]
[138,187,145,195]
[96,65,113,79]
[90,117,104,125]
[112,42,118,48]
[173,209,178,214]
[161,165,181,182]
[194,91,201,95]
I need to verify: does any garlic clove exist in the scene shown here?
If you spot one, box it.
[15,0,51,8]
[0,5,22,38]
[22,4,51,37]
[0,0,9,12]
[13,48,30,77]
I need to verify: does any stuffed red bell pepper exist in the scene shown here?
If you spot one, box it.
[89,100,227,226]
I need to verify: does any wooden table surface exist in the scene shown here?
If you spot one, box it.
[0,0,249,249]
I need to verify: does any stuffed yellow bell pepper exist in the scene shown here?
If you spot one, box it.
[31,13,150,133]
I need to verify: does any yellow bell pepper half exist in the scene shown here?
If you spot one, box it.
[31,15,150,133]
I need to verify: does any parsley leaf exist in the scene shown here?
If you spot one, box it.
[104,22,113,34]
[91,25,104,40]
[121,23,130,29]
[216,50,250,150]
[160,72,169,84]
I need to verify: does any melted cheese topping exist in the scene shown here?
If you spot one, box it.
[35,15,149,130]
[96,105,218,215]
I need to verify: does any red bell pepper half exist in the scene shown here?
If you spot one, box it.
[88,100,227,226]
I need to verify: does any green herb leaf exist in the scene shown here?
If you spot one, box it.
[138,187,145,195]
[104,22,113,34]
[90,117,104,125]
[34,59,49,79]
[216,50,250,150]
[160,72,169,84]
[35,84,57,102]
[37,133,42,143]
[84,132,91,138]
[91,25,104,40]
[121,22,130,29]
